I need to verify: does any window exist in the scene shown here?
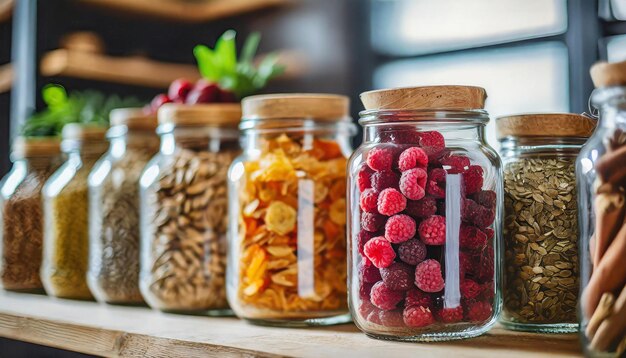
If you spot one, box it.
[606,34,626,62]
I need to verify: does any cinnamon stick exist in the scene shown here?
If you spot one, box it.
[590,285,626,352]
[593,191,626,266]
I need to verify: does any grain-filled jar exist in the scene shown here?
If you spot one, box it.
[227,94,356,326]
[42,124,109,299]
[87,109,159,304]
[139,104,240,314]
[497,113,595,333]
[577,60,626,357]
[0,138,62,292]
[348,86,501,341]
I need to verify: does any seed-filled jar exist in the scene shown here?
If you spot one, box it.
[87,109,159,304]
[348,86,501,341]
[577,60,626,357]
[0,138,62,292]
[42,124,109,299]
[139,104,240,314]
[497,113,595,333]
[227,94,355,326]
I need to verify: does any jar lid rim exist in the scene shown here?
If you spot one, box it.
[11,136,62,157]
[360,85,487,111]
[158,103,242,127]
[241,93,350,122]
[496,113,596,140]
[110,108,158,131]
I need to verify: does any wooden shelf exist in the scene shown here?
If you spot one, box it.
[0,0,13,23]
[0,63,12,93]
[0,292,581,357]
[79,0,288,23]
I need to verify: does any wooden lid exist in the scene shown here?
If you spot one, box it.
[241,93,350,121]
[360,85,487,111]
[61,123,108,142]
[158,103,241,127]
[11,137,61,158]
[496,113,596,140]
[590,61,626,88]
[110,108,157,131]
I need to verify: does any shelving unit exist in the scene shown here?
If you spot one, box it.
[0,63,12,93]
[0,0,13,23]
[0,292,581,357]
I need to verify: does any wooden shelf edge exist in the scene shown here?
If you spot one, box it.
[0,63,13,93]
[79,0,289,23]
[0,0,13,23]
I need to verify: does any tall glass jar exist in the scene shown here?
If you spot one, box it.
[87,109,159,304]
[497,113,595,333]
[227,94,355,326]
[0,138,62,292]
[139,104,241,314]
[42,124,109,299]
[577,60,626,357]
[348,86,501,341]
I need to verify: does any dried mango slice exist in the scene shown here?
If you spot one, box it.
[329,199,346,225]
[265,201,297,235]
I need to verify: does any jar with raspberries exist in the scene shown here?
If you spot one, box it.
[227,94,356,326]
[348,86,502,341]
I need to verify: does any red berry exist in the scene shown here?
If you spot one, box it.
[460,225,487,249]
[360,189,379,213]
[377,188,407,216]
[484,227,495,240]
[360,263,382,284]
[371,171,399,191]
[360,281,374,300]
[370,281,404,310]
[418,215,446,245]
[151,94,171,111]
[358,300,376,318]
[415,259,445,293]
[472,190,496,209]
[439,153,470,174]
[398,238,427,265]
[361,212,386,232]
[418,131,445,158]
[380,262,414,291]
[398,147,428,171]
[186,81,219,104]
[463,165,484,194]
[380,129,421,144]
[481,281,495,301]
[357,230,375,255]
[363,237,396,268]
[399,167,427,200]
[461,198,494,228]
[474,246,494,283]
[367,147,394,172]
[379,310,405,327]
[426,168,446,199]
[459,251,472,278]
[403,305,435,327]
[218,89,237,103]
[357,165,373,192]
[384,214,416,244]
[437,306,464,323]
[168,79,193,101]
[466,301,493,322]
[460,279,481,299]
[405,289,433,308]
[367,309,383,324]
[404,197,437,219]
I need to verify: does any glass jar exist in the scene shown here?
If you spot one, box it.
[577,61,626,357]
[42,124,109,299]
[0,138,62,292]
[497,113,595,333]
[227,94,356,326]
[87,109,159,304]
[348,86,501,341]
[139,104,241,314]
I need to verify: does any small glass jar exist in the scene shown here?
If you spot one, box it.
[42,124,109,299]
[227,94,355,326]
[348,86,501,341]
[139,104,241,314]
[577,61,626,357]
[87,109,159,305]
[0,137,63,292]
[497,113,595,333]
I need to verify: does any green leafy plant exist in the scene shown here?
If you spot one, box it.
[21,84,143,137]
[193,30,285,99]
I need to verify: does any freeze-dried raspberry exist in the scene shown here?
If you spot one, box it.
[384,214,416,243]
[463,165,484,194]
[403,305,435,327]
[360,281,374,300]
[360,262,382,283]
[377,188,407,216]
[358,300,376,318]
[461,198,494,228]
[459,251,472,278]
[484,227,494,240]
[380,129,421,144]
[418,215,446,245]
[363,237,396,268]
[460,225,487,249]
[437,306,464,323]
[380,262,413,291]
[357,230,375,255]
[370,281,404,310]
[472,190,496,209]
[379,310,405,327]
[405,289,433,308]
[460,279,481,299]
[418,131,445,159]
[476,206,495,228]
[367,147,394,172]
[357,165,373,192]
[415,259,445,292]
[360,189,379,213]
[466,301,493,322]
[371,171,400,191]
[367,308,383,324]
[361,212,386,232]
[440,154,470,174]
[399,168,427,200]
[426,168,446,198]
[398,147,428,171]
[404,197,437,219]
[398,238,427,265]
[481,281,495,301]
[474,246,494,283]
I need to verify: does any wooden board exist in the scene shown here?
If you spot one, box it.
[0,292,581,357]
[79,0,288,23]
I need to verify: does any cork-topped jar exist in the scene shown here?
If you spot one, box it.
[497,113,595,333]
[0,138,63,292]
[227,94,355,326]
[348,86,501,341]
[139,103,241,314]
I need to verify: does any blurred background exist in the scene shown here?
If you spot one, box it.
[0,0,625,176]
